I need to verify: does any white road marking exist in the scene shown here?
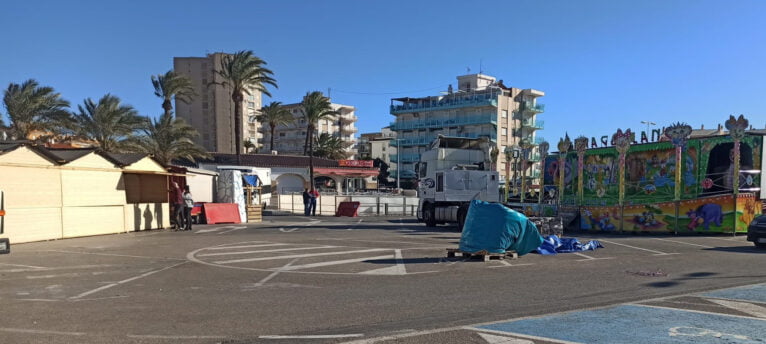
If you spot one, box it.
[203,243,283,250]
[127,334,228,339]
[69,261,188,300]
[655,238,714,248]
[217,226,247,235]
[706,298,766,318]
[215,248,390,264]
[70,295,130,302]
[0,327,85,336]
[471,328,579,344]
[598,239,677,255]
[17,298,60,302]
[281,255,393,271]
[347,218,364,230]
[631,303,766,321]
[253,258,300,287]
[198,245,337,257]
[260,334,364,339]
[280,220,321,232]
[0,264,115,273]
[321,238,439,246]
[0,262,46,269]
[47,250,185,261]
[572,252,614,261]
[478,332,534,344]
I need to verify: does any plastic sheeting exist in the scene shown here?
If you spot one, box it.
[535,235,604,255]
[243,175,259,186]
[459,200,544,256]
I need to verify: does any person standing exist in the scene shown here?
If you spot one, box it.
[170,182,184,231]
[182,185,194,231]
[309,188,320,216]
[302,189,310,216]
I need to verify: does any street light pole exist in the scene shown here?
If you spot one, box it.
[641,121,656,140]
[396,138,400,190]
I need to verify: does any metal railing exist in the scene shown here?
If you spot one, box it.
[391,95,499,114]
[277,193,419,216]
[522,101,545,113]
[389,114,497,131]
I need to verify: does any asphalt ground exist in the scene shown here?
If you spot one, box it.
[0,215,764,343]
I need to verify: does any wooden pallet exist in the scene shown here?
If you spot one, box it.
[446,248,518,261]
[247,205,262,223]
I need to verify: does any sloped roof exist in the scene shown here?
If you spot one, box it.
[45,148,98,164]
[102,152,152,167]
[175,153,340,169]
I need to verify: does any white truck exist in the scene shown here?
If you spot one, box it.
[416,136,500,230]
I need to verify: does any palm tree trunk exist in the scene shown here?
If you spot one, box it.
[270,124,276,152]
[304,128,310,155]
[308,126,314,190]
[232,92,243,164]
[163,98,173,117]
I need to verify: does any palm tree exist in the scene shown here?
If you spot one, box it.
[125,112,209,166]
[300,91,339,189]
[70,94,144,152]
[256,101,293,152]
[2,79,70,140]
[243,139,256,153]
[214,51,276,164]
[314,133,348,160]
[151,70,196,117]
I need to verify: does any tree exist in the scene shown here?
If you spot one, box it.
[125,112,209,166]
[151,70,196,117]
[243,139,256,153]
[2,79,70,140]
[214,51,276,164]
[70,94,144,152]
[256,101,293,152]
[300,91,339,189]
[490,146,499,171]
[374,158,390,186]
[314,133,348,160]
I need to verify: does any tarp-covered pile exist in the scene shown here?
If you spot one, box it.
[535,235,604,255]
[459,200,544,256]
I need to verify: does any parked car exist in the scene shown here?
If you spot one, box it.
[747,215,766,248]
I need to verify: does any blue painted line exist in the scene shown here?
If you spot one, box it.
[701,284,766,304]
[478,304,766,343]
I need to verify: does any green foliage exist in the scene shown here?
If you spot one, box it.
[124,112,209,166]
[314,133,348,160]
[214,51,276,161]
[151,70,196,116]
[2,79,70,140]
[256,101,293,152]
[71,94,144,152]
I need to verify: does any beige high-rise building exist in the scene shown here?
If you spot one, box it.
[390,73,545,185]
[259,101,358,158]
[174,53,264,154]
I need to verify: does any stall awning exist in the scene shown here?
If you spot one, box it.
[314,167,379,177]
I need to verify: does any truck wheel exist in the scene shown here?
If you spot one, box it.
[755,241,766,249]
[424,204,437,227]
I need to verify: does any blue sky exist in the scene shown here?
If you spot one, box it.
[2,0,765,143]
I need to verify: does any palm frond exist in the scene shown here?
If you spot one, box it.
[3,79,70,140]
[71,94,144,152]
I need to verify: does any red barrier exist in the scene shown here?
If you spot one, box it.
[336,202,360,217]
[203,203,241,224]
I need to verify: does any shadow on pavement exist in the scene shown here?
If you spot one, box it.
[703,246,766,254]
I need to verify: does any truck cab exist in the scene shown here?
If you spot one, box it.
[417,136,499,230]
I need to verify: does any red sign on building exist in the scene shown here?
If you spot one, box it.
[338,160,374,168]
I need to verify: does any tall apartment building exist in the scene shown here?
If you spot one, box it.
[174,53,264,154]
[259,101,358,158]
[389,73,545,184]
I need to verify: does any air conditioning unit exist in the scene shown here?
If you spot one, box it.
[271,150,278,155]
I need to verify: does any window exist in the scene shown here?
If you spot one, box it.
[279,133,286,137]
[436,172,444,192]
[502,110,508,118]
[502,128,507,136]
[247,102,255,108]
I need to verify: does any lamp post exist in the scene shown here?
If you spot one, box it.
[396,138,400,190]
[519,139,533,204]
[641,121,656,140]
[538,141,549,213]
[511,145,520,201]
[504,147,512,202]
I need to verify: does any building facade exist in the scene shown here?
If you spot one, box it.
[174,53,264,154]
[389,73,545,184]
[259,101,358,158]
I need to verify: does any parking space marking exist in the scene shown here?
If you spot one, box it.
[48,250,185,261]
[0,327,86,336]
[253,258,300,287]
[69,261,188,300]
[198,245,337,257]
[281,255,393,271]
[572,252,614,261]
[127,334,228,339]
[214,248,390,264]
[0,262,46,269]
[706,298,766,318]
[598,239,677,255]
[203,242,280,250]
[701,284,766,304]
[654,238,714,248]
[260,334,364,339]
[472,328,576,344]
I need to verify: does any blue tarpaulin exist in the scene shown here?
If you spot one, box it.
[535,235,604,255]
[459,200,544,256]
[243,175,259,186]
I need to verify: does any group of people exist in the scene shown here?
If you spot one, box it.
[171,182,195,231]
[302,188,320,216]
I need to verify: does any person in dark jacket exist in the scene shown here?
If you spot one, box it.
[170,182,184,231]
[302,189,310,216]
[182,185,194,231]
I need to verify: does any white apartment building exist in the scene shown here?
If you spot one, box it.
[174,53,265,153]
[259,101,358,158]
[390,73,545,184]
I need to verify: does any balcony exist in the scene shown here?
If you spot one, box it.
[522,101,545,113]
[389,114,497,131]
[395,131,498,147]
[390,153,421,163]
[339,116,357,124]
[526,152,541,162]
[390,95,498,114]
[521,120,544,130]
[340,126,358,135]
